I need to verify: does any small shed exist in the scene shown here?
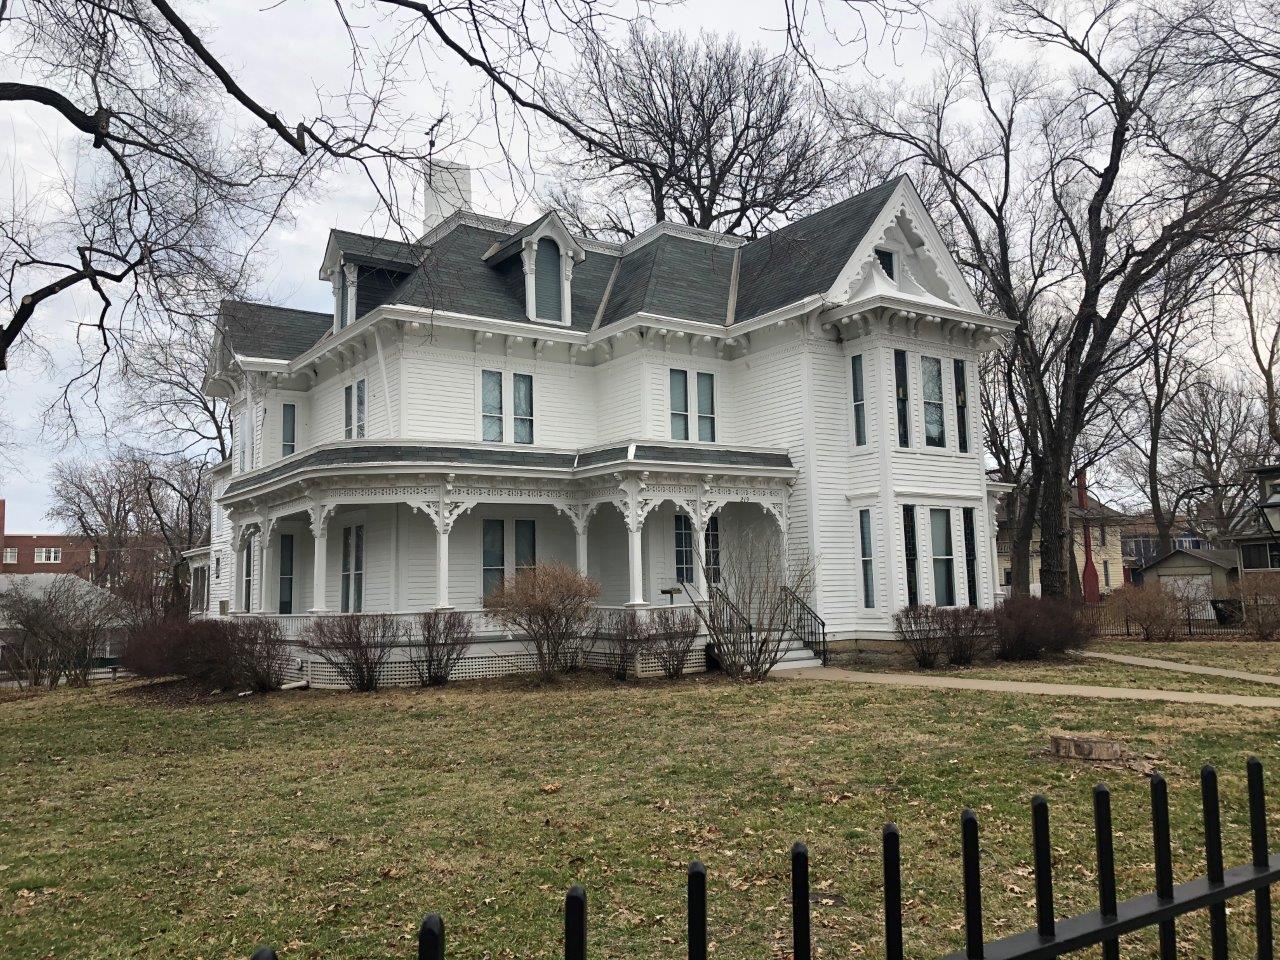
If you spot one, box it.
[1138,548,1239,613]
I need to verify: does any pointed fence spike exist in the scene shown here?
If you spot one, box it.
[792,842,811,960]
[418,914,444,960]
[1031,795,1055,940]
[962,809,984,960]
[688,861,707,960]
[565,885,586,960]
[883,823,903,960]
[1250,757,1274,960]
[1201,765,1229,959]
[1092,783,1120,960]
[1150,773,1177,960]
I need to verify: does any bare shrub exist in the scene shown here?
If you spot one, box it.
[648,607,702,679]
[233,618,290,692]
[893,606,947,669]
[701,526,815,681]
[302,615,400,692]
[1239,574,1280,643]
[936,607,996,666]
[592,608,655,681]
[1108,584,1182,643]
[409,609,474,685]
[993,596,1095,660]
[0,575,123,688]
[123,617,238,687]
[483,564,599,679]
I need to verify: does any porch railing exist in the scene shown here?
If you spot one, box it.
[782,587,827,665]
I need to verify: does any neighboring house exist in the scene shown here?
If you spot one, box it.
[0,572,128,662]
[1236,464,1280,576]
[193,169,1013,678]
[996,494,1127,596]
[0,499,95,578]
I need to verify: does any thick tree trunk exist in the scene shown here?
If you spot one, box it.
[1008,473,1041,596]
[1037,462,1072,598]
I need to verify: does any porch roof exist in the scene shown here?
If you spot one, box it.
[222,440,796,502]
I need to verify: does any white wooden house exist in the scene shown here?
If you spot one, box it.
[191,170,1013,679]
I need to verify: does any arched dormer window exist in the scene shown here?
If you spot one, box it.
[535,238,563,322]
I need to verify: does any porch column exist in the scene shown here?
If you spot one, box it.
[436,523,452,609]
[575,523,589,574]
[626,520,645,607]
[310,528,329,613]
[693,518,710,599]
[261,533,276,613]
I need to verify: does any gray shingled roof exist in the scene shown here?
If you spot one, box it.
[225,178,910,360]
[1141,547,1239,572]
[219,301,332,361]
[733,177,904,322]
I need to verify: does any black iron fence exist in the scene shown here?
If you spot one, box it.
[248,758,1279,960]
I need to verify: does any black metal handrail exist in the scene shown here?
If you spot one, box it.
[698,584,754,643]
[782,587,827,665]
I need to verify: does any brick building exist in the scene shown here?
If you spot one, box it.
[0,500,95,577]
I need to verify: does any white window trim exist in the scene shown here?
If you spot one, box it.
[668,365,718,443]
[344,378,367,440]
[35,547,62,564]
[479,517,538,595]
[478,368,536,445]
[3,547,17,564]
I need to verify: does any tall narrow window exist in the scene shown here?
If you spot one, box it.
[851,355,867,446]
[482,370,503,442]
[242,534,254,611]
[237,416,246,471]
[670,369,689,440]
[513,373,534,444]
[704,516,721,584]
[931,508,955,606]
[278,533,294,615]
[535,239,563,322]
[1102,559,1111,588]
[697,372,716,442]
[344,380,366,440]
[282,403,296,457]
[859,508,875,608]
[337,269,348,329]
[922,356,946,448]
[953,359,969,453]
[341,524,364,613]
[962,507,978,607]
[876,248,896,280]
[675,514,695,584]
[482,518,505,597]
[902,505,919,608]
[515,519,536,570]
[894,350,911,448]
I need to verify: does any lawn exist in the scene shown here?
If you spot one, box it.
[2,671,1279,960]
[1101,639,1280,675]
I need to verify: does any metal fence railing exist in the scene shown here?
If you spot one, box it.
[248,759,1279,960]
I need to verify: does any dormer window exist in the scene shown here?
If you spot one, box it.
[876,248,896,280]
[535,238,563,322]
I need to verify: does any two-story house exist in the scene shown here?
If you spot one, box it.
[191,169,1013,679]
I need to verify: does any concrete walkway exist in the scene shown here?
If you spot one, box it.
[783,665,1280,708]
[1078,649,1280,687]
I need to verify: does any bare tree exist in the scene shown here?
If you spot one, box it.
[847,0,1280,597]
[138,454,210,616]
[1224,254,1280,448]
[0,574,122,688]
[542,25,877,239]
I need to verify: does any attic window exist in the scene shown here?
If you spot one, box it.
[876,248,896,280]
[535,238,563,322]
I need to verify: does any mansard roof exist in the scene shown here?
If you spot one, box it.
[223,175,947,361]
[219,300,332,361]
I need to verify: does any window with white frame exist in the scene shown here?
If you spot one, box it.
[214,555,221,580]
[954,359,969,454]
[859,509,874,608]
[1102,559,1111,588]
[674,515,720,586]
[902,504,919,607]
[930,508,956,606]
[669,369,716,442]
[241,535,254,611]
[922,356,946,448]
[236,415,246,471]
[35,547,62,564]
[340,524,364,612]
[962,507,978,606]
[513,373,534,444]
[344,379,366,440]
[515,519,536,570]
[282,403,296,457]
[278,533,294,615]
[482,370,503,441]
[851,355,867,446]
[894,350,911,448]
[3,548,16,564]
[482,518,505,598]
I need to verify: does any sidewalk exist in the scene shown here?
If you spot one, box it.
[1078,649,1280,687]
[782,665,1280,708]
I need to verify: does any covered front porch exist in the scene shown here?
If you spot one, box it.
[216,444,798,679]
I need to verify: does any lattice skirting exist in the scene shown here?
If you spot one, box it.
[285,638,709,689]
